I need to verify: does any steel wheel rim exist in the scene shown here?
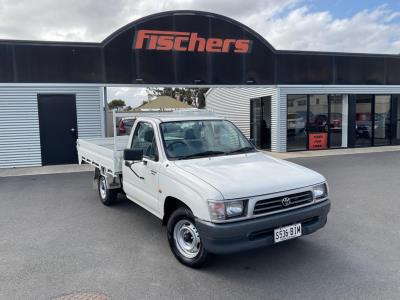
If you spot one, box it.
[99,177,107,199]
[173,219,201,259]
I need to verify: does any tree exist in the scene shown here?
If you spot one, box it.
[145,87,209,108]
[147,87,176,99]
[108,99,126,110]
[197,88,208,109]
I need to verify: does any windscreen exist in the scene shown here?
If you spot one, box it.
[160,120,254,159]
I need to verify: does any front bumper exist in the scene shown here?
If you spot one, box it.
[196,199,330,254]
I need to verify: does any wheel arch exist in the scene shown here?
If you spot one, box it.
[162,196,191,225]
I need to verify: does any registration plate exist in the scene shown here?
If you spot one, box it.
[274,223,302,243]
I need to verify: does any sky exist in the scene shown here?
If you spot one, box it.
[0,0,399,107]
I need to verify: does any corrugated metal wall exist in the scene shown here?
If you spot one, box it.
[205,87,280,151]
[0,85,103,168]
[206,88,271,137]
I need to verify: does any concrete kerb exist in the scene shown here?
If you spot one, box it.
[0,164,94,177]
[1,145,399,177]
[265,145,400,159]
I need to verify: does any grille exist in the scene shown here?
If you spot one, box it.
[253,191,313,215]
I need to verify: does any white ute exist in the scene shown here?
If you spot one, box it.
[77,111,330,268]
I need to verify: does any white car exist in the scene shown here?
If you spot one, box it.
[287,113,306,135]
[77,111,330,268]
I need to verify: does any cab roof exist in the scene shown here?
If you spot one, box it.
[121,110,224,123]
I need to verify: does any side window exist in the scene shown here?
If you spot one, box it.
[131,122,159,161]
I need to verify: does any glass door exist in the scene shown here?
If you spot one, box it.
[250,98,262,148]
[308,95,329,150]
[355,95,373,147]
[261,97,272,150]
[287,95,307,151]
[394,96,400,144]
[329,95,346,148]
[374,96,391,146]
[250,97,271,149]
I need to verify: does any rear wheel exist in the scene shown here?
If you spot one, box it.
[98,175,118,206]
[167,207,208,268]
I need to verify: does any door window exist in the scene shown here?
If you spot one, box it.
[329,95,345,148]
[131,122,158,161]
[396,98,400,142]
[374,96,391,146]
[308,95,329,150]
[250,97,271,149]
[355,95,373,147]
[287,95,307,151]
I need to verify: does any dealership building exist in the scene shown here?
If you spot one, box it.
[0,10,399,168]
[206,86,400,152]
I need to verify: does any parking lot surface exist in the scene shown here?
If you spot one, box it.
[1,151,399,300]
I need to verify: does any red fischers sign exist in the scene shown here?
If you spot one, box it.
[133,29,252,53]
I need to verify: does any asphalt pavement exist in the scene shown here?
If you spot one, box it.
[0,151,399,300]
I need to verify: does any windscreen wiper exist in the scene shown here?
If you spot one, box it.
[225,146,255,155]
[177,150,226,160]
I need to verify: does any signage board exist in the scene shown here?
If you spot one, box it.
[309,133,328,150]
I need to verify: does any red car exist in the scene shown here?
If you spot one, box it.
[118,118,135,135]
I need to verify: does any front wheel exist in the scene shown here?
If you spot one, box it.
[167,207,208,268]
[98,175,118,206]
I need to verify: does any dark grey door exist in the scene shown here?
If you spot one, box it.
[37,94,78,165]
[250,97,271,150]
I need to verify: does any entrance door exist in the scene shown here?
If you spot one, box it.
[250,96,271,149]
[37,94,78,165]
[374,95,391,146]
[328,95,346,148]
[308,95,329,150]
[287,95,307,151]
[393,96,400,144]
[355,95,373,147]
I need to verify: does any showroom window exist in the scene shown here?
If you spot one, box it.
[396,96,400,143]
[329,95,348,149]
[287,94,348,151]
[374,95,391,146]
[352,94,400,147]
[287,95,308,151]
[309,95,329,150]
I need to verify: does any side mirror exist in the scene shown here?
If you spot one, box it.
[124,149,143,161]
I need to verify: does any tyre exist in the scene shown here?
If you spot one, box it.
[167,207,208,268]
[98,175,118,206]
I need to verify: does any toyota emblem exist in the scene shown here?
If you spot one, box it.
[282,197,291,207]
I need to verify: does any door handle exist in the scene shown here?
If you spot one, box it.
[70,128,76,132]
[150,170,157,175]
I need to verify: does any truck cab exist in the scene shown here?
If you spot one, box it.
[78,111,330,268]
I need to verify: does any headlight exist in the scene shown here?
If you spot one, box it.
[208,200,247,221]
[313,183,328,201]
[226,201,244,217]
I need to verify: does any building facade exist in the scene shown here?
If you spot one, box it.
[0,85,104,168]
[206,86,400,152]
[1,10,400,167]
